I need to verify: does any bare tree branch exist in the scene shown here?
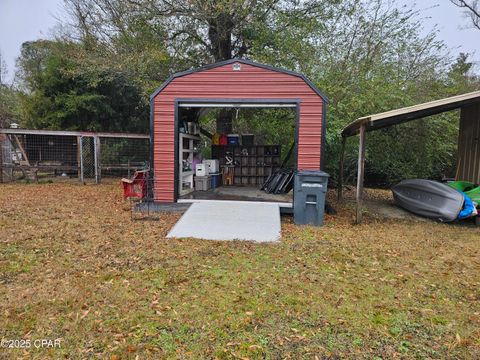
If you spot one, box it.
[451,0,480,30]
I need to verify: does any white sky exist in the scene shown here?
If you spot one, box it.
[401,0,479,64]
[0,0,479,84]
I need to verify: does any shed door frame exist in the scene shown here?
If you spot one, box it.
[173,98,301,202]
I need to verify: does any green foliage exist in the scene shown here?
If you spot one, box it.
[198,108,296,165]
[17,41,149,132]
[344,53,479,186]
[297,1,480,186]
[365,115,460,185]
[0,85,20,127]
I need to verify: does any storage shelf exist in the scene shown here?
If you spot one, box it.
[179,133,201,140]
[212,144,281,186]
[180,188,194,196]
[179,133,200,194]
[237,155,280,157]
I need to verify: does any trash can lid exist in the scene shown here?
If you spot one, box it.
[296,170,330,177]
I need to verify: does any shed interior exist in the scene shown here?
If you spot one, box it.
[176,104,297,204]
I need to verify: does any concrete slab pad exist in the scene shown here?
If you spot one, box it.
[167,201,281,242]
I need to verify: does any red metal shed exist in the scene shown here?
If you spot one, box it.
[150,59,328,202]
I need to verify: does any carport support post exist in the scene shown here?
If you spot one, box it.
[337,136,346,201]
[356,123,366,224]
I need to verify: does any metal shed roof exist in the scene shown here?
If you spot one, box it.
[342,90,480,137]
[150,58,329,103]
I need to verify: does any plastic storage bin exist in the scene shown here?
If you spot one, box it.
[211,173,221,188]
[195,175,211,191]
[293,170,329,226]
[241,134,254,146]
[227,134,240,145]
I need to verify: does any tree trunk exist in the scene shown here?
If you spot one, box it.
[208,12,234,61]
[208,12,235,134]
[216,109,233,133]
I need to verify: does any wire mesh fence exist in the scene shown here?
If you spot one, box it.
[100,137,150,179]
[0,129,149,183]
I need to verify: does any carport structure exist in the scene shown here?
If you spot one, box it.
[338,90,480,223]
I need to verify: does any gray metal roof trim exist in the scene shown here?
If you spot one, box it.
[149,59,329,103]
[341,118,370,138]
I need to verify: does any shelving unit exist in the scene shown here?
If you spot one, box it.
[179,133,201,195]
[212,145,281,186]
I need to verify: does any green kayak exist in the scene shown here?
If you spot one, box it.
[448,181,480,204]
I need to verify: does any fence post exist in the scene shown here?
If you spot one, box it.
[79,136,84,183]
[94,136,101,184]
[77,136,82,182]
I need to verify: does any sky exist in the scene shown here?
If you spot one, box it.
[0,0,479,84]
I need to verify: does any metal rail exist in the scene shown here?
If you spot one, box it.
[0,128,149,139]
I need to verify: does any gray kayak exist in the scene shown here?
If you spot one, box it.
[392,179,464,222]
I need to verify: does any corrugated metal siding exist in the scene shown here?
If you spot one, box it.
[153,62,325,202]
[456,104,480,183]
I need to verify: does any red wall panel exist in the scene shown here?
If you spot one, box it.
[152,62,325,202]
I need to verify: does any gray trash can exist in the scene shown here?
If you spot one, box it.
[294,170,329,226]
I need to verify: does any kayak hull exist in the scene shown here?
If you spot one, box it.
[392,179,464,222]
[447,181,480,205]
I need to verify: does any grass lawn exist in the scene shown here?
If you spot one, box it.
[0,182,479,359]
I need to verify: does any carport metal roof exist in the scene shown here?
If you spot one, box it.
[342,90,480,137]
[338,90,480,223]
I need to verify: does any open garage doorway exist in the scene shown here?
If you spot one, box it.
[175,100,298,205]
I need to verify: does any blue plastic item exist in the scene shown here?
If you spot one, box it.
[211,173,221,188]
[457,192,475,220]
[227,134,240,145]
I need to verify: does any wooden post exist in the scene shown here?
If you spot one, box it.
[0,134,3,183]
[13,135,30,166]
[337,136,346,201]
[76,136,81,181]
[355,123,366,224]
[79,137,84,183]
[94,136,101,184]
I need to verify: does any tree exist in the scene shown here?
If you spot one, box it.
[451,0,480,29]
[16,40,148,132]
[0,50,7,87]
[0,87,19,128]
[61,0,336,132]
[0,49,19,128]
[297,0,453,183]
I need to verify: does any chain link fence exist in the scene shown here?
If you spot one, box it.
[0,129,149,183]
[100,137,150,179]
